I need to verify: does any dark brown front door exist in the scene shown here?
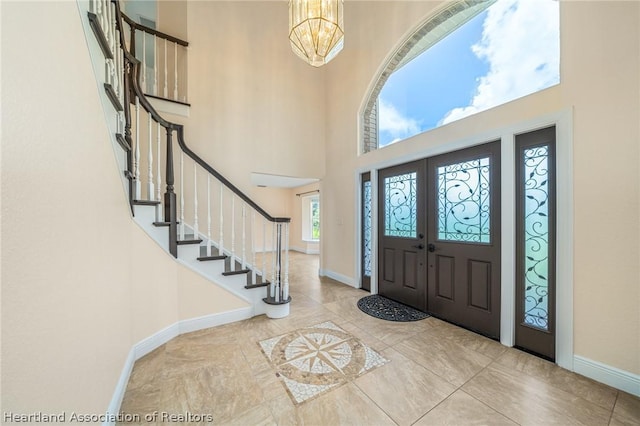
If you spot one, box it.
[378,160,427,311]
[515,126,556,360]
[426,141,501,338]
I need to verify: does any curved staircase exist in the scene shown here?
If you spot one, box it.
[80,0,291,318]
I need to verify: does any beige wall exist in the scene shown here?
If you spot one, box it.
[183,1,325,218]
[1,0,247,413]
[322,1,639,375]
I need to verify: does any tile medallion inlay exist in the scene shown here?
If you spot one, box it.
[259,321,389,403]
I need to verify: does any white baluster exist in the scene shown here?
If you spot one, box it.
[193,163,199,239]
[207,175,212,256]
[179,152,185,240]
[155,122,162,221]
[100,0,107,38]
[174,43,178,101]
[110,3,117,63]
[147,114,154,200]
[141,31,146,92]
[153,35,158,96]
[115,30,122,98]
[230,195,236,272]
[241,204,247,270]
[262,219,267,284]
[284,223,290,300]
[271,222,276,299]
[219,182,224,257]
[251,211,257,284]
[110,2,116,56]
[163,39,168,98]
[134,97,141,199]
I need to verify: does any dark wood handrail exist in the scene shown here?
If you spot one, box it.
[120,11,189,47]
[112,0,289,224]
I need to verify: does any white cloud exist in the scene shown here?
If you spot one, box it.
[440,0,560,125]
[378,98,421,145]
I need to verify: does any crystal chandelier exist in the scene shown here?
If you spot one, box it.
[289,0,344,67]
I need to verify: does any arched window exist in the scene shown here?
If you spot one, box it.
[362,0,560,153]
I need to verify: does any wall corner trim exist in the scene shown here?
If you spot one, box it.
[573,355,640,397]
[104,307,253,425]
[319,269,358,288]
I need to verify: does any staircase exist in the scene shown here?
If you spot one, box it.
[81,0,292,318]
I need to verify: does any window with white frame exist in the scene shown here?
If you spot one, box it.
[302,195,320,241]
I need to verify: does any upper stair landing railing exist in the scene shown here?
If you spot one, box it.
[87,0,291,308]
[121,12,189,105]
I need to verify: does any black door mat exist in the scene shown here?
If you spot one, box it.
[357,294,430,322]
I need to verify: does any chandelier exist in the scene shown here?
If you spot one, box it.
[289,0,344,67]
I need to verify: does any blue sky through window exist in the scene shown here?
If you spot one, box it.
[378,0,560,148]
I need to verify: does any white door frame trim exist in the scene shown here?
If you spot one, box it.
[354,108,574,369]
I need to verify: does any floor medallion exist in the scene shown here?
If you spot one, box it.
[259,321,388,403]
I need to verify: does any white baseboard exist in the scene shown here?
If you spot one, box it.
[104,307,253,425]
[105,348,135,425]
[319,268,358,288]
[574,355,640,397]
[290,246,320,255]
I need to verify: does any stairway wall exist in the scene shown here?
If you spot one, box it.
[1,0,247,415]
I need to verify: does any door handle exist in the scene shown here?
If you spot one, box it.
[412,244,425,250]
[427,243,436,252]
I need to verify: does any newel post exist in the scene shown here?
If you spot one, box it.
[263,219,291,318]
[164,126,178,257]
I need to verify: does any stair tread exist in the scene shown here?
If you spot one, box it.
[197,255,227,261]
[133,199,161,206]
[245,282,270,289]
[222,269,251,276]
[177,238,203,245]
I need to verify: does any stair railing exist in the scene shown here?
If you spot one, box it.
[121,12,189,104]
[88,0,291,306]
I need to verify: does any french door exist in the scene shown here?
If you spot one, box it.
[426,141,501,338]
[377,161,427,311]
[377,141,501,338]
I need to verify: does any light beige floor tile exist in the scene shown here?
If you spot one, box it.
[265,394,299,426]
[349,314,425,346]
[296,383,396,426]
[354,347,456,426]
[395,332,493,386]
[613,391,640,424]
[423,320,507,359]
[223,404,276,426]
[495,348,618,410]
[323,294,373,322]
[254,367,289,402]
[414,390,517,425]
[462,362,612,425]
[338,321,389,353]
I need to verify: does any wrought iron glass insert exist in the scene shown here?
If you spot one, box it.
[522,146,550,330]
[437,157,491,242]
[363,181,372,276]
[384,172,417,238]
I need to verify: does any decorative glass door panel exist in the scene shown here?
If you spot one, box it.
[523,146,550,330]
[384,172,417,238]
[361,173,372,291]
[437,157,491,243]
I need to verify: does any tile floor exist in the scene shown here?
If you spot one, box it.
[120,252,640,425]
